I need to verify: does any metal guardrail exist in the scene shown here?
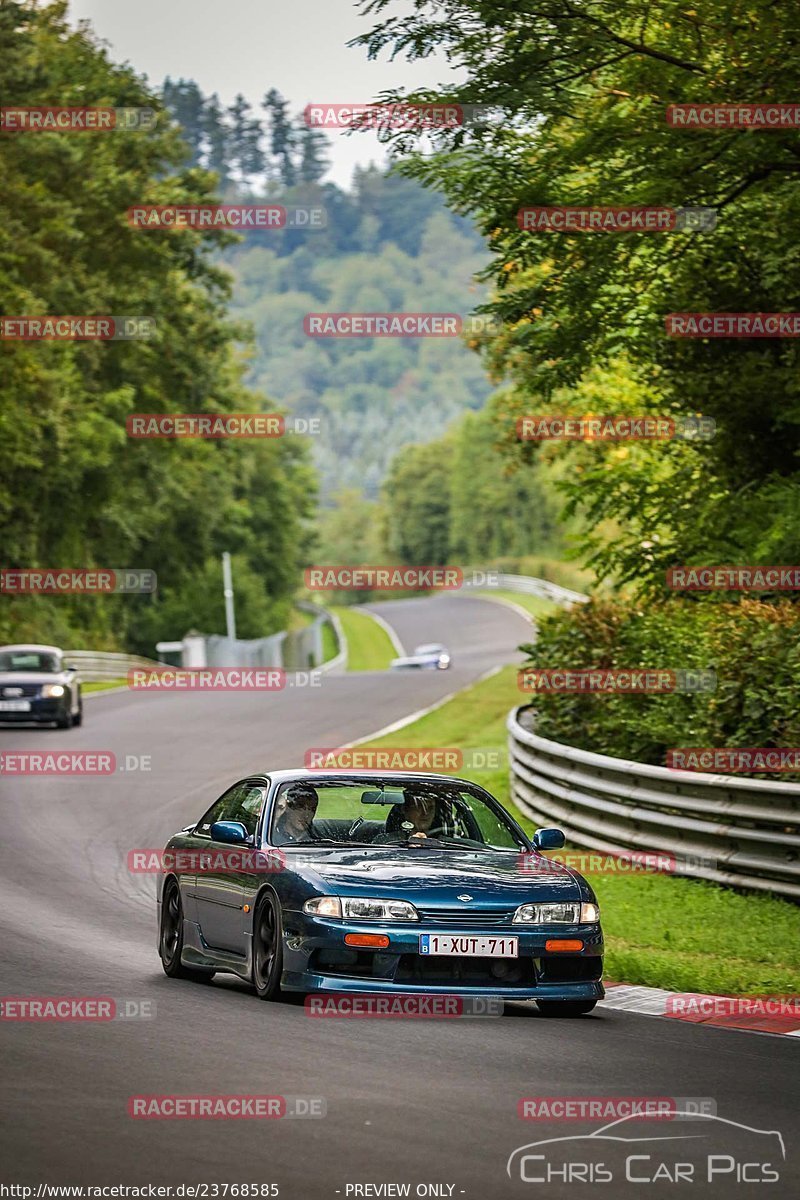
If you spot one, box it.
[464,572,589,609]
[508,706,800,900]
[64,649,164,682]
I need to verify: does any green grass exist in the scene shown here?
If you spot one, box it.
[331,606,397,672]
[476,589,562,623]
[82,678,127,693]
[321,618,339,664]
[355,665,800,995]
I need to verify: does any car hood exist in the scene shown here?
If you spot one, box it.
[294,846,586,906]
[0,672,65,686]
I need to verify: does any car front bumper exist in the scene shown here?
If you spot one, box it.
[280,912,604,1000]
[0,698,68,723]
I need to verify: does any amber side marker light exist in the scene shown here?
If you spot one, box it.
[345,933,391,948]
[545,939,584,952]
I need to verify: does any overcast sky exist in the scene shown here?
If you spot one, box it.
[68,0,458,186]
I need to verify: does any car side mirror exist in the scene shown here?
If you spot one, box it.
[210,820,249,845]
[532,827,566,850]
[65,664,78,673]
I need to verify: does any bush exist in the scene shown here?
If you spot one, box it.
[521,599,800,777]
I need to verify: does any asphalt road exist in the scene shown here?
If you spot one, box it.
[0,594,797,1198]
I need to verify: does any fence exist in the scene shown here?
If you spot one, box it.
[69,605,343,679]
[508,705,800,900]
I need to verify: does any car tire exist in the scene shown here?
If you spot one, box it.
[252,891,283,1001]
[72,695,83,727]
[55,708,72,729]
[536,1000,598,1017]
[159,878,215,983]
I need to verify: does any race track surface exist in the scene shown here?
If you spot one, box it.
[1,595,797,1198]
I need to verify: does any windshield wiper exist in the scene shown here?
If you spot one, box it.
[282,839,375,848]
[281,838,344,847]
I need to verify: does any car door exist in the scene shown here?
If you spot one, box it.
[193,780,268,954]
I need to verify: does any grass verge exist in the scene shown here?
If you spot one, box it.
[475,589,561,624]
[331,606,397,672]
[82,679,127,693]
[353,665,800,995]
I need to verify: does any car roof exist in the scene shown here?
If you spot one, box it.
[261,768,479,788]
[0,644,62,654]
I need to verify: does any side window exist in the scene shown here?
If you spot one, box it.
[194,783,247,837]
[227,784,267,838]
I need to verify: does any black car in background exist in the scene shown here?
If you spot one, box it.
[0,644,83,728]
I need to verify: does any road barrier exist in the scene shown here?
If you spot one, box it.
[64,649,164,681]
[508,706,800,899]
[464,572,589,609]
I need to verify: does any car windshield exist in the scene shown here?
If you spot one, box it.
[0,650,61,673]
[270,779,529,852]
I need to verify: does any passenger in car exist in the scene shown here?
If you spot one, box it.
[273,783,319,844]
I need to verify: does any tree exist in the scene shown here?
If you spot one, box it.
[201,93,233,189]
[353,0,800,593]
[295,121,329,184]
[228,93,266,186]
[262,88,296,186]
[0,1,314,651]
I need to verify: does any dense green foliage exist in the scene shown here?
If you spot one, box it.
[522,600,800,774]
[224,183,493,499]
[158,79,496,501]
[353,0,800,769]
[382,407,565,564]
[355,0,800,592]
[0,1,314,652]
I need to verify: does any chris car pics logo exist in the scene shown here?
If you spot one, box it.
[507,1112,785,1185]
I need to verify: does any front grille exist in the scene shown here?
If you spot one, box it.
[396,954,535,987]
[416,907,514,926]
[1,684,40,698]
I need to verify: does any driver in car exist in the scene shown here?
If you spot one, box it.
[273,783,320,844]
[381,788,460,841]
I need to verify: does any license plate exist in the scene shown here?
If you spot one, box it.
[0,700,31,712]
[419,934,518,958]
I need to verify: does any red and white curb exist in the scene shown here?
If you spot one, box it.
[599,983,800,1038]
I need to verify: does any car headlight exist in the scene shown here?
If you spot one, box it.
[513,901,599,924]
[41,684,65,698]
[303,896,419,921]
